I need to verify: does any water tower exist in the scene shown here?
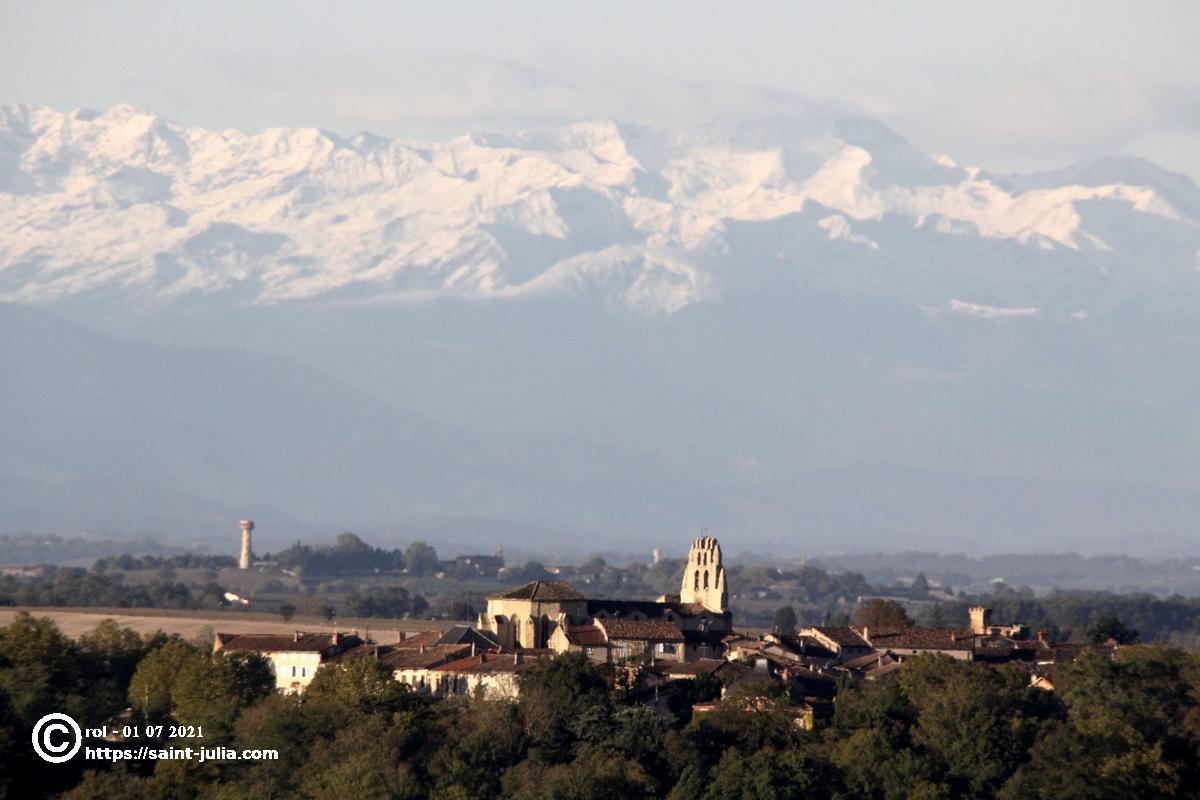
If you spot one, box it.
[239,520,254,570]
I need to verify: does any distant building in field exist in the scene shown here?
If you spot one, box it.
[453,553,505,577]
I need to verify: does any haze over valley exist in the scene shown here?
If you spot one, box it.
[2,102,1198,558]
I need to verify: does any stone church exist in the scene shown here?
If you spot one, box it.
[479,536,733,663]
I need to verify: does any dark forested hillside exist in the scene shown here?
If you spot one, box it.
[3,613,1200,799]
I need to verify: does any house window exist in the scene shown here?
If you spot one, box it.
[658,643,676,654]
[301,667,306,677]
[291,666,296,677]
[704,570,709,589]
[694,571,700,590]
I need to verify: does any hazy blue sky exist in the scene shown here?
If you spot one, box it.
[3,1,1199,179]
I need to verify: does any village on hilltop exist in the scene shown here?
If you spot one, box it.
[213,533,1118,721]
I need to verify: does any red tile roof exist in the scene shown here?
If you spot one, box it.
[435,652,546,675]
[565,625,608,646]
[381,644,471,670]
[395,630,443,649]
[491,580,586,601]
[839,650,890,670]
[216,632,355,654]
[598,618,685,641]
[652,658,741,678]
[808,626,870,648]
[865,627,975,651]
[324,643,390,663]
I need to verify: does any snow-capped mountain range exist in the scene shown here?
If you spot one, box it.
[3,103,1198,317]
[4,103,1200,557]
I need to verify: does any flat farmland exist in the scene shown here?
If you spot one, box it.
[0,607,446,641]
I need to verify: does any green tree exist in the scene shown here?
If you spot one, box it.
[0,611,86,723]
[428,699,528,798]
[898,655,1049,796]
[278,602,297,622]
[305,656,419,719]
[518,653,609,761]
[1086,615,1139,645]
[229,692,325,795]
[336,531,372,552]
[58,766,147,799]
[501,743,653,800]
[832,727,948,800]
[702,747,834,800]
[128,639,202,720]
[175,651,273,737]
[405,541,440,576]
[297,715,427,800]
[855,598,914,630]
[128,641,272,740]
[999,646,1199,800]
[78,619,154,716]
[772,605,798,636]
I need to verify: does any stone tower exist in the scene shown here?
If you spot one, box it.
[969,605,992,635]
[239,520,254,570]
[680,536,728,613]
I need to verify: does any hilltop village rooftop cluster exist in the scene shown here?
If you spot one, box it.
[215,536,1119,710]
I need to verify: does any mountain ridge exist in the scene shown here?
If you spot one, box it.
[3,103,1197,316]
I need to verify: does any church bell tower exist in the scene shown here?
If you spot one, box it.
[680,535,728,613]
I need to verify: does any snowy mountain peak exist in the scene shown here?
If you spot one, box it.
[1,104,1197,313]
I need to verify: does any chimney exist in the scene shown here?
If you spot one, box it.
[1037,629,1050,644]
[471,641,477,657]
[515,651,523,664]
[332,632,340,646]
[239,520,255,570]
[419,644,425,654]
[294,630,299,642]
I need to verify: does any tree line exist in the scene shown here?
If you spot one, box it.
[268,532,441,577]
[0,570,224,611]
[2,613,1200,799]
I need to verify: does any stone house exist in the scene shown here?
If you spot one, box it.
[797,626,873,662]
[214,631,362,694]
